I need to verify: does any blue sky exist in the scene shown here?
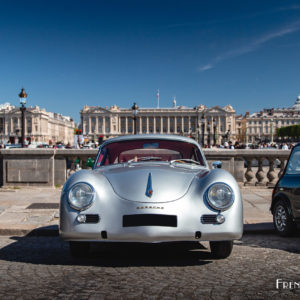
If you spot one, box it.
[1,0,300,123]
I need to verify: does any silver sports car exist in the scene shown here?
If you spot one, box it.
[60,135,243,258]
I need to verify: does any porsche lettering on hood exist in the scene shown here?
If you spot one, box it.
[103,164,202,202]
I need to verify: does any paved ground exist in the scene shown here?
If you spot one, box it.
[0,186,274,235]
[0,187,299,299]
[0,233,299,299]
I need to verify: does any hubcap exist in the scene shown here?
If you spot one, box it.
[275,205,287,231]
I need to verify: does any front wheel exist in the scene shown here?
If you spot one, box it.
[69,241,90,258]
[210,241,233,259]
[273,200,296,237]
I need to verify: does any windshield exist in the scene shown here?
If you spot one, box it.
[286,147,300,175]
[95,139,205,168]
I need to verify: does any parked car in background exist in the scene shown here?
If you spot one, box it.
[4,144,22,149]
[55,144,65,149]
[37,144,50,148]
[271,142,300,236]
[60,135,243,259]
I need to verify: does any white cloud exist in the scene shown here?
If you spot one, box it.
[198,21,300,72]
[198,64,213,72]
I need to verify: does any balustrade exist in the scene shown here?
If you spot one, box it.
[204,149,290,187]
[0,148,291,187]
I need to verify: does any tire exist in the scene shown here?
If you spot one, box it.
[210,240,233,259]
[273,200,296,237]
[69,241,90,258]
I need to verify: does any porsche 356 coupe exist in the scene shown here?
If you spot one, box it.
[60,135,243,258]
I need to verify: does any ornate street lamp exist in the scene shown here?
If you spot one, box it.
[131,102,139,134]
[19,87,27,148]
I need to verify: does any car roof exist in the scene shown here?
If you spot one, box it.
[100,134,200,148]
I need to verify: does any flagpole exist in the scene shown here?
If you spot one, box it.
[157,89,159,108]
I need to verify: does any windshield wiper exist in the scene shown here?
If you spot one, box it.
[170,159,201,165]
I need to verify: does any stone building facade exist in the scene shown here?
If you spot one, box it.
[0,103,75,145]
[80,100,236,146]
[235,95,300,144]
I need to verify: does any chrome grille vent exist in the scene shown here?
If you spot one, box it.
[85,214,100,223]
[201,214,218,224]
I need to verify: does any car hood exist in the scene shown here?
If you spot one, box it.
[100,163,207,203]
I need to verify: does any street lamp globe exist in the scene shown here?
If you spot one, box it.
[131,102,139,116]
[131,102,139,134]
[19,87,27,106]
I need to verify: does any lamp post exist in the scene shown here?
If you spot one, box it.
[131,102,139,134]
[19,88,27,148]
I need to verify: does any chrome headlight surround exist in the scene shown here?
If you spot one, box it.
[68,182,95,211]
[206,182,234,211]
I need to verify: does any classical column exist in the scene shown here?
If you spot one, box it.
[146,117,149,133]
[205,118,208,144]
[95,117,99,134]
[153,117,156,133]
[160,117,163,133]
[217,116,221,144]
[103,117,106,134]
[109,116,113,134]
[88,117,92,134]
[125,117,128,134]
[188,117,191,133]
[181,117,184,133]
[167,117,170,134]
[139,117,142,133]
[174,116,177,133]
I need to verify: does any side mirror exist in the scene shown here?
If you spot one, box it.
[212,161,222,169]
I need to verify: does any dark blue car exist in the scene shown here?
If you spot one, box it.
[271,143,300,236]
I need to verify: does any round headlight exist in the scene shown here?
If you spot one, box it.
[206,183,234,211]
[68,183,95,211]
